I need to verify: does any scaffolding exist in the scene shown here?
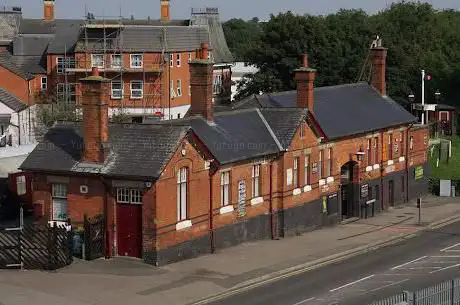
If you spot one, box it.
[63,10,168,119]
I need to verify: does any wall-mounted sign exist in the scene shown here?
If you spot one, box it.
[415,166,424,180]
[238,180,246,218]
[361,184,369,198]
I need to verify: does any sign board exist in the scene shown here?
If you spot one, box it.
[415,166,424,181]
[286,169,293,186]
[312,162,318,174]
[237,180,246,217]
[361,184,369,198]
[386,165,394,174]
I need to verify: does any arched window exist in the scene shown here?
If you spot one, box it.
[177,167,188,221]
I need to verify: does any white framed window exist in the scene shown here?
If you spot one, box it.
[410,136,414,151]
[374,137,379,163]
[188,52,192,63]
[221,171,231,206]
[111,54,122,68]
[170,79,176,98]
[16,175,26,196]
[177,79,182,97]
[116,188,142,204]
[111,81,123,99]
[213,74,222,95]
[300,122,305,138]
[176,53,181,67]
[208,51,212,60]
[130,81,143,99]
[319,150,323,179]
[52,183,68,221]
[177,167,188,221]
[169,53,174,67]
[326,148,333,177]
[56,56,65,74]
[367,138,372,166]
[305,155,310,185]
[252,164,260,198]
[40,77,47,90]
[91,54,104,68]
[56,83,77,103]
[293,157,299,187]
[130,54,143,68]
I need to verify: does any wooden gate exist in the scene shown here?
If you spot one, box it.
[84,214,105,260]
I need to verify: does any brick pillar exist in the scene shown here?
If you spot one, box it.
[370,41,388,97]
[80,67,110,163]
[189,43,214,122]
[294,54,316,113]
[160,0,170,22]
[43,0,55,21]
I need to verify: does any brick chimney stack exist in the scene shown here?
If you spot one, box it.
[43,0,55,21]
[294,54,316,113]
[160,0,170,22]
[189,42,214,122]
[79,67,110,163]
[370,36,388,97]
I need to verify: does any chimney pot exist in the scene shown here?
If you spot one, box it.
[43,0,55,21]
[302,54,308,68]
[370,37,388,96]
[91,67,99,77]
[160,0,170,22]
[189,42,213,122]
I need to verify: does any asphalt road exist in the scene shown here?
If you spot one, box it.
[209,221,460,305]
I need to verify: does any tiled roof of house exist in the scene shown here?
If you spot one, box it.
[0,51,35,80]
[0,88,27,112]
[12,35,52,56]
[233,83,417,140]
[74,26,210,53]
[20,122,191,180]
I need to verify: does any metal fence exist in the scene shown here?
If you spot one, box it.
[368,278,460,305]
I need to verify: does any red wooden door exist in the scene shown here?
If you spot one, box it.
[117,204,142,258]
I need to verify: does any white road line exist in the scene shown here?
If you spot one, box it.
[329,275,375,292]
[370,279,409,292]
[391,256,427,270]
[292,297,316,305]
[432,255,460,258]
[430,263,460,274]
[440,243,460,252]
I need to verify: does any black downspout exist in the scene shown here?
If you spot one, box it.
[17,112,21,145]
[101,177,110,259]
[269,159,275,240]
[209,168,215,253]
[380,131,385,211]
[405,125,413,203]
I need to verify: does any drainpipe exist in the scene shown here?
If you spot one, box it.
[269,159,275,240]
[209,166,215,253]
[17,112,21,145]
[380,130,385,211]
[101,177,110,258]
[406,124,413,203]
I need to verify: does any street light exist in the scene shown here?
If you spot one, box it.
[408,91,415,103]
[435,89,441,104]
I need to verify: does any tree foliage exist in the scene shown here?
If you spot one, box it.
[224,2,460,107]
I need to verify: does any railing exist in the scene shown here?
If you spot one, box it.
[367,277,460,305]
[429,121,454,138]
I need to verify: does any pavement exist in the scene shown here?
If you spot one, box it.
[0,195,460,305]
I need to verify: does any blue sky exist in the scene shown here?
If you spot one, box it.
[5,0,460,20]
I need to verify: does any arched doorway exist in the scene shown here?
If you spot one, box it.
[340,161,360,219]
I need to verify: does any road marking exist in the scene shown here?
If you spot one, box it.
[440,243,460,252]
[430,263,460,274]
[292,297,316,305]
[432,255,460,258]
[391,256,427,270]
[370,279,409,292]
[329,275,375,292]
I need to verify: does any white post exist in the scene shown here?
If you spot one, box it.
[421,69,425,125]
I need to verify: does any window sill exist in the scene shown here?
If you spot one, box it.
[176,220,192,231]
[387,160,394,166]
[250,197,264,205]
[303,185,312,193]
[318,179,326,186]
[48,221,71,231]
[219,205,234,215]
[130,97,144,100]
[366,199,376,205]
[130,66,143,69]
[293,188,302,196]
[399,156,406,162]
[326,177,334,184]
[366,166,373,172]
[373,164,380,170]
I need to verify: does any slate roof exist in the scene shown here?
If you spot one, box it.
[74,26,210,53]
[0,114,11,125]
[0,88,27,112]
[12,35,52,56]
[47,20,85,54]
[8,55,47,74]
[20,122,190,180]
[234,83,417,140]
[0,51,34,79]
[158,108,307,164]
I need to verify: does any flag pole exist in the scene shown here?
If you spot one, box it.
[421,69,425,125]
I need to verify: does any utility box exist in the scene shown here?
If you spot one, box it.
[440,180,452,197]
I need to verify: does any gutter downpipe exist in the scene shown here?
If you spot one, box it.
[101,177,110,259]
[380,130,385,211]
[209,166,216,253]
[269,158,275,240]
[406,124,414,203]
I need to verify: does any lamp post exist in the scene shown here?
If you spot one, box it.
[435,89,441,104]
[421,70,426,125]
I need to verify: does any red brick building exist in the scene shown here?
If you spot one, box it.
[20,41,430,265]
[0,0,233,122]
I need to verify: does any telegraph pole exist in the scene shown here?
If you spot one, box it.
[421,70,425,125]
